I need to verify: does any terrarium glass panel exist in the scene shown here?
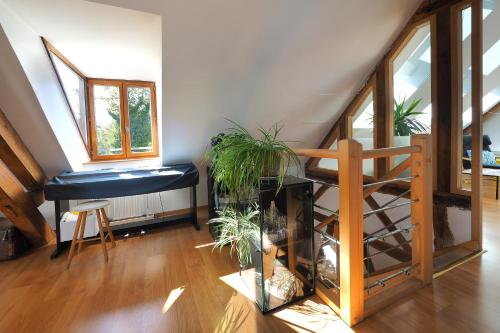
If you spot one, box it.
[240,176,315,312]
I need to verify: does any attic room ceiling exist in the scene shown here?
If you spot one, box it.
[84,0,422,148]
[2,0,161,81]
[2,0,423,168]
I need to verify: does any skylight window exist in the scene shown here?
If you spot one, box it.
[483,40,500,75]
[461,7,493,40]
[463,108,472,127]
[393,79,418,103]
[483,92,500,111]
[419,47,431,64]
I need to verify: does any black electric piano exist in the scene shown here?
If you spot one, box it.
[44,163,199,258]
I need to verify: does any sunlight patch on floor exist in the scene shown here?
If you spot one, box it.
[273,300,352,333]
[195,242,216,249]
[162,286,185,314]
[219,271,352,332]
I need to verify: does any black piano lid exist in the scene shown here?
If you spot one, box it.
[44,163,199,201]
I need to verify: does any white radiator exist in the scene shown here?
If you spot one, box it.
[69,189,191,222]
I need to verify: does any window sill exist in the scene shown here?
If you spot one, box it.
[82,156,161,166]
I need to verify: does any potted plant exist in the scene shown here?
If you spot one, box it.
[205,120,300,268]
[205,120,300,202]
[208,205,260,268]
[393,97,429,140]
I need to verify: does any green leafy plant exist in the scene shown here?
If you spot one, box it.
[208,205,260,266]
[393,97,429,136]
[205,120,300,202]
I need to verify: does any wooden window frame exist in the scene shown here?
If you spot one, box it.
[41,37,159,162]
[87,79,159,161]
[451,0,473,196]
[385,17,438,189]
[346,75,378,178]
[450,0,483,251]
[41,37,90,153]
[306,74,378,182]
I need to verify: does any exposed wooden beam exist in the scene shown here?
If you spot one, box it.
[314,200,411,263]
[316,214,338,230]
[375,63,388,178]
[313,184,330,203]
[470,0,483,250]
[367,237,412,263]
[435,9,453,193]
[0,107,47,192]
[0,162,54,246]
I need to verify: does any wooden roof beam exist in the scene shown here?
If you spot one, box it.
[0,107,47,192]
[0,161,53,246]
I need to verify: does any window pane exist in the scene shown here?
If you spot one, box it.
[352,91,374,176]
[127,86,153,153]
[460,7,473,192]
[482,0,500,155]
[392,23,432,149]
[318,138,338,170]
[391,23,432,178]
[50,53,87,144]
[93,85,123,155]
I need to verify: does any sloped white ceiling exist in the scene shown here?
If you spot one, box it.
[3,0,422,165]
[1,0,422,208]
[85,0,422,163]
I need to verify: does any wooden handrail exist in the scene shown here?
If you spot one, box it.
[294,145,421,160]
[293,148,339,159]
[361,146,421,159]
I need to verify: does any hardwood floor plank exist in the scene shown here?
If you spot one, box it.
[0,204,498,332]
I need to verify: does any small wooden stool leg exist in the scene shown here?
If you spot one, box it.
[67,213,84,269]
[96,209,109,262]
[100,208,116,248]
[77,211,88,254]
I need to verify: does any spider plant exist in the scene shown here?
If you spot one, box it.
[208,205,260,266]
[393,97,429,136]
[205,120,300,202]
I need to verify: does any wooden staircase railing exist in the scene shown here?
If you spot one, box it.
[294,134,433,326]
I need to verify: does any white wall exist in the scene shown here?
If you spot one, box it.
[0,25,70,177]
[2,0,163,172]
[1,0,422,218]
[483,112,500,151]
[89,0,421,207]
[0,2,88,171]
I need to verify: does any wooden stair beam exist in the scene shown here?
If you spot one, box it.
[364,195,413,253]
[366,236,412,262]
[0,107,47,191]
[315,214,338,230]
[315,207,409,262]
[363,157,411,199]
[0,163,54,246]
[313,184,330,203]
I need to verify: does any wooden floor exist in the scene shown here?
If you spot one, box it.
[0,198,499,332]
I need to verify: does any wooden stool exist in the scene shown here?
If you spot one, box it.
[66,200,116,269]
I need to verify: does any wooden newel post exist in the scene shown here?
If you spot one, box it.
[338,139,364,326]
[410,135,433,285]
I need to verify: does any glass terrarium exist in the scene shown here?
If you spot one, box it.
[240,176,315,313]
